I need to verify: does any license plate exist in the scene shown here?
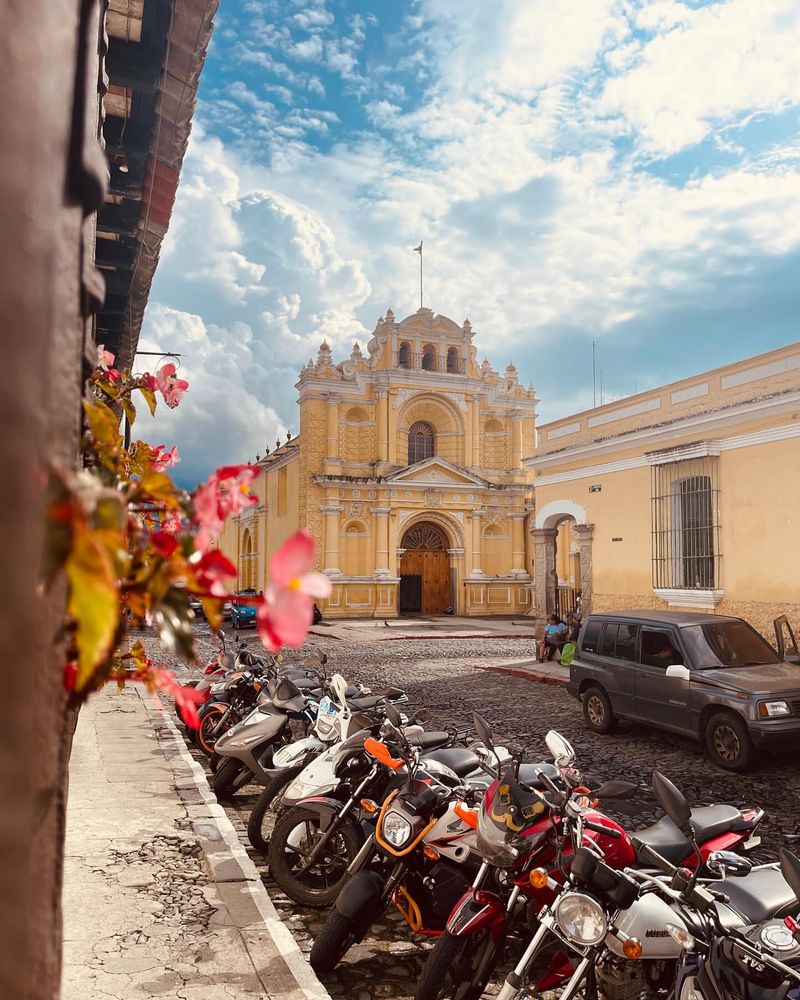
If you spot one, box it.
[318,696,336,718]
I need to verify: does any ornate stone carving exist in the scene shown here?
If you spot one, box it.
[393,388,417,410]
[422,488,442,507]
[531,527,557,617]
[352,489,361,498]
[451,511,465,525]
[399,509,414,523]
[368,489,377,499]
[348,501,363,516]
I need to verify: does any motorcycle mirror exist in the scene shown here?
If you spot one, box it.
[317,649,328,665]
[384,703,402,728]
[652,771,693,839]
[707,850,753,878]
[779,848,800,903]
[472,712,495,752]
[593,780,639,800]
[414,708,430,724]
[545,730,576,767]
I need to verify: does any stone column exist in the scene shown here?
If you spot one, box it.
[373,507,391,576]
[321,504,343,575]
[510,411,523,470]
[510,513,527,576]
[471,394,481,466]
[532,527,558,617]
[376,388,389,463]
[469,510,485,577]
[573,523,595,614]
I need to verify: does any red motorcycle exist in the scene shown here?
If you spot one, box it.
[415,717,764,1000]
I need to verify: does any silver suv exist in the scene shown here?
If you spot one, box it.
[567,610,800,771]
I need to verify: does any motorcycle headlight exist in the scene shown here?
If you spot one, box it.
[554,892,607,946]
[382,811,412,848]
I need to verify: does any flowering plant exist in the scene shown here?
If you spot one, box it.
[46,346,328,721]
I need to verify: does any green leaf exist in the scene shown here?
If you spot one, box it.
[66,520,119,692]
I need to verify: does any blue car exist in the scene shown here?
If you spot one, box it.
[230,589,258,629]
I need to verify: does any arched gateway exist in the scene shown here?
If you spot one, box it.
[399,521,451,614]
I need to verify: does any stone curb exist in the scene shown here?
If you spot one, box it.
[141,693,331,1000]
[472,663,569,687]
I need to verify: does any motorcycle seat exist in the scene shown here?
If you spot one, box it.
[349,694,386,711]
[423,747,480,778]
[717,866,798,925]
[407,730,450,750]
[635,804,744,866]
[290,677,319,691]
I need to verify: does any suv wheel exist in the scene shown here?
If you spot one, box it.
[705,712,754,772]
[582,685,617,734]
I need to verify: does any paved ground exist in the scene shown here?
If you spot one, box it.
[136,621,800,1000]
[63,684,328,1000]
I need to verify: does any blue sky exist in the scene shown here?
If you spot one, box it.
[138,0,800,486]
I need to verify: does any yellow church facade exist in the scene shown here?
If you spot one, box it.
[219,307,537,618]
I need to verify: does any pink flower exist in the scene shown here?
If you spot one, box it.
[256,530,331,652]
[139,373,158,392]
[193,549,237,597]
[151,531,178,557]
[151,444,180,471]
[155,363,189,409]
[192,465,258,552]
[97,344,115,370]
[151,668,205,729]
[159,510,182,535]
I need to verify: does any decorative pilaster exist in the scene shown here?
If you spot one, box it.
[468,510,485,577]
[511,411,523,470]
[471,394,481,466]
[510,513,527,576]
[373,507,391,576]
[325,394,339,460]
[532,527,558,616]
[376,388,389,463]
[321,504,343,575]
[572,523,594,614]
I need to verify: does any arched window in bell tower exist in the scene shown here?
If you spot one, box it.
[446,346,461,373]
[421,344,436,371]
[408,420,435,464]
[398,341,411,368]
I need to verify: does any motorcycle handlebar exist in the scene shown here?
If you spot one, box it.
[585,819,621,840]
[630,836,677,875]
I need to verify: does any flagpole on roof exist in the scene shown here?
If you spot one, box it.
[413,241,423,308]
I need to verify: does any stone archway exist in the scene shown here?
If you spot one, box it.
[399,521,452,614]
[532,500,594,617]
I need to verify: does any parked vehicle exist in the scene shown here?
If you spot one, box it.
[567,610,800,770]
[309,723,488,972]
[230,588,258,629]
[491,771,800,1000]
[267,712,507,907]
[415,717,764,1000]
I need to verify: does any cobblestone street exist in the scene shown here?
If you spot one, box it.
[144,623,800,1000]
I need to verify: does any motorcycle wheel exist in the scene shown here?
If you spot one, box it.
[213,758,253,801]
[197,704,231,756]
[415,928,500,1000]
[247,764,306,854]
[268,807,362,907]
[310,908,367,973]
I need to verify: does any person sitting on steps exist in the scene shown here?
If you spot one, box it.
[542,614,567,661]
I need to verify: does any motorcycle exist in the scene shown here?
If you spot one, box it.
[415,716,765,1000]
[490,770,798,1000]
[267,708,506,907]
[309,719,490,972]
[246,675,412,848]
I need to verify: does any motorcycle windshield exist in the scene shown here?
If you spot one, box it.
[477,767,551,867]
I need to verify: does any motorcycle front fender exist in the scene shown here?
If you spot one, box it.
[334,869,387,920]
[298,795,351,833]
[446,889,506,939]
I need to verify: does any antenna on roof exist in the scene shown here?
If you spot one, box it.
[412,241,423,308]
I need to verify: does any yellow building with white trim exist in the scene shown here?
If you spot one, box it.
[221,307,537,618]
[527,341,800,637]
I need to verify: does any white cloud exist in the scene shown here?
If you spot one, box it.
[599,0,800,156]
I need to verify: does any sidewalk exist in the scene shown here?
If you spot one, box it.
[476,656,570,686]
[63,685,328,1000]
[311,614,537,643]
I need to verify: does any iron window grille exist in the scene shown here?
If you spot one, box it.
[651,456,721,590]
[408,420,435,464]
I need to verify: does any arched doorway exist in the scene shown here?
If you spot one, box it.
[399,521,451,614]
[532,500,593,617]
